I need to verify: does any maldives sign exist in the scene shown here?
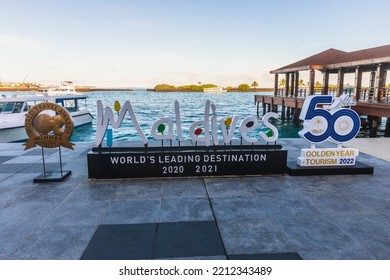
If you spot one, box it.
[94,100,279,146]
[88,99,287,179]
[297,94,360,167]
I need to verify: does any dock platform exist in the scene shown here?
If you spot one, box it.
[1,139,390,260]
[255,94,390,137]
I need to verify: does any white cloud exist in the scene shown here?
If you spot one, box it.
[0,34,53,52]
[299,42,328,50]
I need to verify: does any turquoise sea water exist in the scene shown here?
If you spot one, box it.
[71,90,302,143]
[4,90,385,143]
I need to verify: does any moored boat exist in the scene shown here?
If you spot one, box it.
[46,80,78,94]
[203,86,227,94]
[0,89,93,142]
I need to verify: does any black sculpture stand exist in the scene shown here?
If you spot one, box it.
[33,146,71,183]
[286,161,374,176]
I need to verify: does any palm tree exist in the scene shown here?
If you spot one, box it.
[279,79,286,87]
[251,81,259,89]
[298,79,306,87]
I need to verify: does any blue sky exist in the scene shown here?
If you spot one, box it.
[1,0,389,87]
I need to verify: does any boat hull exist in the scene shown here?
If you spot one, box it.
[0,126,26,143]
[0,112,93,143]
[70,110,94,127]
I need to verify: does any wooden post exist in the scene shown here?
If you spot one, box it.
[369,71,376,101]
[375,64,387,101]
[354,66,363,101]
[290,72,295,97]
[337,68,344,96]
[294,71,299,98]
[385,118,390,137]
[368,115,380,137]
[272,98,277,113]
[274,73,279,97]
[293,100,300,125]
[322,70,329,95]
[285,73,290,97]
[309,69,315,95]
[281,105,285,120]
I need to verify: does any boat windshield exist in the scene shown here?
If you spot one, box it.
[0,102,25,113]
[56,97,87,112]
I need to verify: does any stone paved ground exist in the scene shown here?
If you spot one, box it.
[0,139,389,260]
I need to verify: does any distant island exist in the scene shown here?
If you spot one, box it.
[0,81,273,92]
[153,83,272,92]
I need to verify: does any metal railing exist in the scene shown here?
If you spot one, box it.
[275,87,390,102]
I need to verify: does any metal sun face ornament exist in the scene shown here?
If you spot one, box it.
[24,102,74,150]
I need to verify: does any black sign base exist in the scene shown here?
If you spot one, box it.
[33,170,72,183]
[286,161,374,176]
[88,145,287,179]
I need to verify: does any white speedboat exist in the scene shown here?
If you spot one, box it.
[203,86,227,93]
[46,80,78,94]
[0,90,93,142]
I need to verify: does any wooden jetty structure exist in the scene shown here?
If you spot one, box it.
[255,44,390,137]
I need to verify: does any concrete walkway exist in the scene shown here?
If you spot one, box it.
[0,139,389,260]
[344,138,390,162]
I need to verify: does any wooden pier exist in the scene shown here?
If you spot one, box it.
[259,44,390,137]
[255,88,390,137]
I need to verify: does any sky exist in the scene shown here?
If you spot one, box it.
[1,0,390,88]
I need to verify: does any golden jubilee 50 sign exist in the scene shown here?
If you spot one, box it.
[24,102,74,150]
[297,94,360,166]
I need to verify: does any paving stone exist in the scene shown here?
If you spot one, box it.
[210,197,268,221]
[43,201,110,226]
[65,183,119,202]
[102,200,161,224]
[228,252,303,260]
[162,178,207,199]
[115,180,163,200]
[0,225,37,259]
[328,213,390,260]
[9,226,96,260]
[13,184,74,204]
[298,248,376,260]
[0,202,57,228]
[159,198,213,222]
[273,213,359,252]
[217,218,293,255]
[1,140,390,260]
[204,177,254,198]
[0,156,15,164]
[2,155,42,164]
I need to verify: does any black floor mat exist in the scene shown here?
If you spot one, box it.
[81,221,225,260]
[81,223,157,260]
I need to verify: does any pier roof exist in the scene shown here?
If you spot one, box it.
[271,44,390,74]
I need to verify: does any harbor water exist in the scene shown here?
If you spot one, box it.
[2,90,386,143]
[71,90,301,143]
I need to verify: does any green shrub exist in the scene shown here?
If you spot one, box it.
[238,84,251,91]
[154,84,177,91]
